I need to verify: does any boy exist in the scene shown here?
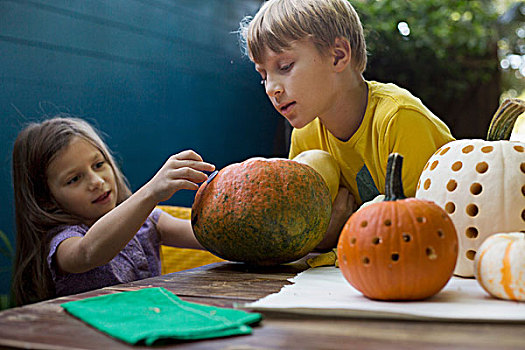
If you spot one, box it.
[239,0,454,249]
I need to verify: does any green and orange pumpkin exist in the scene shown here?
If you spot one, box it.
[191,157,332,266]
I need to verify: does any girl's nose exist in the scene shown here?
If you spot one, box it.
[88,173,105,190]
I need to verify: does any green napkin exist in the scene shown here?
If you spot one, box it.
[61,287,262,345]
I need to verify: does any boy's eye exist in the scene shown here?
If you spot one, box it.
[280,62,294,72]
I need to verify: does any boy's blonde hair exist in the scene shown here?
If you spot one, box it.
[239,0,367,73]
[11,116,132,305]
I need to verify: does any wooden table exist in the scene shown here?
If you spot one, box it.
[1,260,524,350]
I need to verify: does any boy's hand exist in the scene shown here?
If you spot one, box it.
[145,150,215,203]
[315,187,356,251]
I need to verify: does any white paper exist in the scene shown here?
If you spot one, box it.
[246,267,525,322]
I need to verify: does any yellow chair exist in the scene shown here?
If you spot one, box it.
[157,205,224,274]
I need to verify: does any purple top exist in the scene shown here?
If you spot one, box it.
[47,209,162,297]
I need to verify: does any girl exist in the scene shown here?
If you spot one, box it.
[11,116,215,305]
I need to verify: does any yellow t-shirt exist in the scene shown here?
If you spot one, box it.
[289,81,454,205]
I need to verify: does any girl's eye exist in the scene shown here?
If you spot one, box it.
[66,175,80,185]
[94,161,105,169]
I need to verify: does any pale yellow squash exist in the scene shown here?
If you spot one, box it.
[293,149,340,203]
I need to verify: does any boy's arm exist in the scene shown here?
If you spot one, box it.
[316,187,356,251]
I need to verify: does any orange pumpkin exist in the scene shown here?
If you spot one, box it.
[337,153,458,300]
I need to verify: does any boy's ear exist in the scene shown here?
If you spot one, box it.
[332,37,351,72]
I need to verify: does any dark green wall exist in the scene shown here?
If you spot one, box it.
[0,0,284,295]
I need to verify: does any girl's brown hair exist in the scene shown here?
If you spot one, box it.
[239,0,367,73]
[11,116,131,305]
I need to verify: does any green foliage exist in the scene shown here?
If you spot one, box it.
[353,0,500,111]
[497,1,525,99]
[0,230,14,310]
[0,230,13,264]
[0,294,12,310]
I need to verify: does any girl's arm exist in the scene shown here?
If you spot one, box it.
[55,150,214,274]
[156,212,203,249]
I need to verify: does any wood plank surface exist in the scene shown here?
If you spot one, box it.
[1,261,524,350]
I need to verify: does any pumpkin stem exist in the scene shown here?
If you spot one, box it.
[384,153,406,201]
[486,98,525,141]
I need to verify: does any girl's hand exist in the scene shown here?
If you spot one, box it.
[145,150,215,203]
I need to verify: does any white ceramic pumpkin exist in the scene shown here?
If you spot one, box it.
[474,232,525,301]
[416,140,525,277]
[416,99,525,277]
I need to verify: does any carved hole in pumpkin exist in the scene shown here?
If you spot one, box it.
[446,180,457,192]
[416,216,426,223]
[391,253,400,262]
[402,233,412,242]
[426,247,437,260]
[481,146,494,153]
[476,162,488,174]
[350,237,357,245]
[465,227,479,239]
[384,219,392,226]
[430,160,439,170]
[470,183,482,195]
[466,204,479,217]
[372,237,381,245]
[445,202,456,214]
[514,145,524,152]
[437,229,445,238]
[423,178,431,190]
[466,250,476,260]
[362,257,370,265]
[522,185,525,196]
[462,145,474,154]
[521,163,525,174]
[440,147,450,155]
[522,209,525,222]
[361,221,368,227]
[451,161,463,171]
